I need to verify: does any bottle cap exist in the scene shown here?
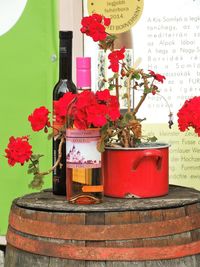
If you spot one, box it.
[76,57,91,88]
[59,31,73,39]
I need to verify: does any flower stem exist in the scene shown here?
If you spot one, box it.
[115,76,119,101]
[127,72,132,112]
[133,93,148,116]
[35,136,65,176]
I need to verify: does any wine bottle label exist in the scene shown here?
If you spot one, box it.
[66,129,101,168]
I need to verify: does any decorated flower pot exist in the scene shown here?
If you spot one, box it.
[103,143,170,198]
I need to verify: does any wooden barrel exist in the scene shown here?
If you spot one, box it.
[5,185,200,266]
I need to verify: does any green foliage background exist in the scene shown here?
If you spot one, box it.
[0,0,58,235]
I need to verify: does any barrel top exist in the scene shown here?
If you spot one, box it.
[15,185,200,212]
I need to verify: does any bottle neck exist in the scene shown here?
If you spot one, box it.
[59,38,72,80]
[76,57,91,90]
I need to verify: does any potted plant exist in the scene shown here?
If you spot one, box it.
[4,13,172,199]
[81,13,172,198]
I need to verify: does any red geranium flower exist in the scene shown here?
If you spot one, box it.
[5,136,32,166]
[54,92,76,123]
[96,89,111,101]
[104,17,111,26]
[87,104,108,127]
[28,106,50,132]
[177,96,200,136]
[73,109,89,129]
[67,90,120,129]
[148,70,166,83]
[80,13,110,42]
[108,47,125,72]
[75,90,96,109]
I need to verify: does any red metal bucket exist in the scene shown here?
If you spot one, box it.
[103,143,170,198]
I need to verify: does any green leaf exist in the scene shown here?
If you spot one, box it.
[135,139,142,145]
[122,93,128,99]
[108,84,115,91]
[31,154,44,161]
[113,73,119,79]
[148,136,158,142]
[144,87,152,94]
[27,167,37,174]
[28,174,44,190]
[28,163,34,168]
[123,112,134,123]
[97,137,105,153]
[100,123,109,135]
[131,73,140,80]
[48,132,54,140]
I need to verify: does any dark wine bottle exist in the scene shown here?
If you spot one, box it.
[52,31,77,195]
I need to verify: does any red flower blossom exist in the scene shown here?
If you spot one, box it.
[80,13,110,42]
[5,136,32,166]
[177,96,200,136]
[96,89,111,101]
[87,104,108,127]
[73,110,88,129]
[65,90,120,129]
[108,47,125,72]
[104,17,111,26]
[54,92,76,123]
[106,95,120,120]
[148,70,166,83]
[75,90,96,110]
[152,89,157,95]
[28,106,50,132]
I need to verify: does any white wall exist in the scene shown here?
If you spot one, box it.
[59,0,83,81]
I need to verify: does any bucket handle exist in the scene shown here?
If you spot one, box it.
[132,149,162,171]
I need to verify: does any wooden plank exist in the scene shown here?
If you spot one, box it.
[86,212,105,249]
[162,206,185,220]
[167,232,192,246]
[106,261,145,267]
[86,212,105,225]
[142,236,169,247]
[105,211,132,224]
[105,211,133,248]
[86,261,106,267]
[130,210,140,223]
[0,250,4,267]
[185,203,200,215]
[14,185,200,212]
[5,245,50,267]
[49,258,86,267]
[4,245,15,267]
[51,212,86,224]
[139,209,163,223]
[106,240,135,248]
[196,254,200,266]
[145,256,197,267]
[191,228,200,241]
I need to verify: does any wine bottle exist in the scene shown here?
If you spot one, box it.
[52,31,77,195]
[66,57,103,204]
[72,57,92,185]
